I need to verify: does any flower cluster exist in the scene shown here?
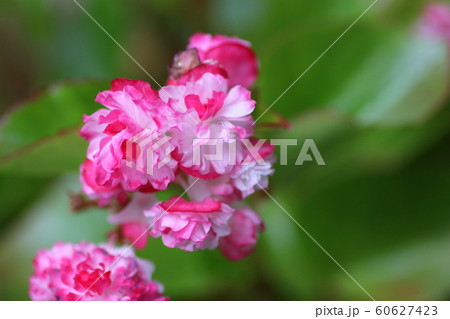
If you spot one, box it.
[29,32,272,302]
[30,242,168,301]
[79,33,273,259]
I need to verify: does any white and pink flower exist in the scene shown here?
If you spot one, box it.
[231,138,276,198]
[219,208,265,261]
[167,48,229,86]
[184,174,241,204]
[108,193,157,249]
[29,241,168,301]
[75,33,273,261]
[79,79,178,203]
[161,72,255,179]
[145,196,234,251]
[80,159,128,206]
[188,33,259,88]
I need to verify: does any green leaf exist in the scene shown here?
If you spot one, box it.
[0,81,107,176]
[248,1,448,127]
[337,234,450,300]
[332,32,449,126]
[0,174,51,233]
[266,101,450,195]
[0,130,88,176]
[256,105,450,300]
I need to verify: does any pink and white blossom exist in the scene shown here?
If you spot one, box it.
[184,138,276,201]
[79,79,178,201]
[108,193,157,249]
[219,208,265,261]
[76,33,272,261]
[185,174,241,203]
[230,159,274,198]
[145,196,234,252]
[231,138,276,198]
[167,48,229,85]
[80,159,128,206]
[29,241,168,301]
[161,73,255,179]
[188,33,259,88]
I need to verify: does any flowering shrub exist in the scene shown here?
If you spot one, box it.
[30,33,273,301]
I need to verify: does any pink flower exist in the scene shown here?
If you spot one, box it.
[231,138,275,198]
[185,175,241,204]
[168,62,229,86]
[76,33,275,261]
[188,33,259,88]
[145,196,234,252]
[79,79,178,201]
[119,222,149,249]
[420,3,450,41]
[183,138,275,201]
[161,73,255,179]
[108,193,158,249]
[219,208,264,261]
[80,159,128,206]
[167,48,229,86]
[230,160,274,198]
[29,241,168,301]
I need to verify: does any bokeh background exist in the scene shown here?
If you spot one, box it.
[1,0,450,300]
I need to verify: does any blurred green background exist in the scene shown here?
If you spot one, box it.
[1,0,450,300]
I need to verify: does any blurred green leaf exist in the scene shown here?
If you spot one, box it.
[332,32,449,125]
[256,104,450,300]
[0,81,107,176]
[338,233,450,300]
[251,1,448,127]
[0,130,87,176]
[0,174,51,232]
